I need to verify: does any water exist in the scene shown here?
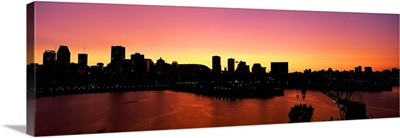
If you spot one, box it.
[34,87,399,136]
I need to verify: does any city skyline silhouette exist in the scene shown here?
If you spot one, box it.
[31,44,399,74]
[29,2,399,72]
[28,44,399,97]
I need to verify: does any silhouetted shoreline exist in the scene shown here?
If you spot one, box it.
[29,82,285,98]
[29,82,396,98]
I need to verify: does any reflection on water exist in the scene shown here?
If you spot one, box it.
[34,87,399,136]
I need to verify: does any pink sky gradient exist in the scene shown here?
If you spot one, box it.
[31,2,399,72]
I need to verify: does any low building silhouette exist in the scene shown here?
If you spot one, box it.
[270,62,289,82]
[364,66,372,75]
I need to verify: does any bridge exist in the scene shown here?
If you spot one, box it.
[320,89,366,120]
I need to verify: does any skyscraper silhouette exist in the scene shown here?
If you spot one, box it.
[78,53,88,67]
[228,58,235,73]
[111,46,125,65]
[355,65,362,74]
[155,57,166,76]
[56,45,71,66]
[43,50,56,66]
[212,56,221,73]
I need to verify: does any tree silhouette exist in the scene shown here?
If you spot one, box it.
[288,103,314,123]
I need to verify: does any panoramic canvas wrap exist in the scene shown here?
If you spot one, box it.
[27,1,399,136]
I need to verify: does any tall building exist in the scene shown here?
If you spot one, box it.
[212,56,221,73]
[43,50,56,66]
[270,62,289,81]
[228,58,235,73]
[56,45,71,66]
[131,53,146,73]
[78,53,88,67]
[355,66,362,73]
[155,57,166,76]
[111,46,125,64]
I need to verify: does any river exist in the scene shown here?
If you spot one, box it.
[34,87,399,136]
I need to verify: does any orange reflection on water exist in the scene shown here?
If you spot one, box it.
[35,88,398,136]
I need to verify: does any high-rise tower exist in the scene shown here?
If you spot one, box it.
[111,46,125,65]
[56,45,71,66]
[212,56,221,73]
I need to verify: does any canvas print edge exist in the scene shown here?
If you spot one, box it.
[25,1,399,137]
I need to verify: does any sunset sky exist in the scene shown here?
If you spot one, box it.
[31,2,399,72]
